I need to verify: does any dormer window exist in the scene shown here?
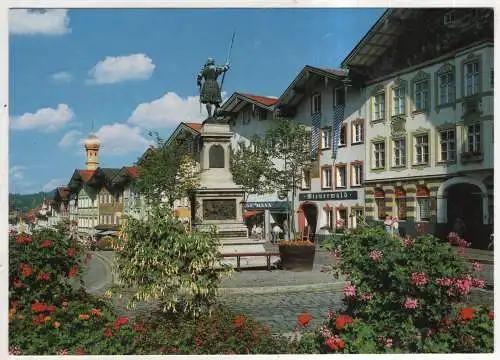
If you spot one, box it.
[311,93,321,114]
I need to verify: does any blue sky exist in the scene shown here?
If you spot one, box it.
[8,8,385,194]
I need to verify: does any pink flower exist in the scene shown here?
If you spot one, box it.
[404,298,418,309]
[454,277,473,296]
[343,284,357,297]
[472,262,482,272]
[401,236,415,247]
[385,338,393,348]
[472,278,486,288]
[320,324,333,338]
[411,272,428,287]
[368,250,383,261]
[436,277,454,287]
[361,293,373,301]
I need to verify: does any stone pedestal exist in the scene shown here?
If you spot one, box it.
[194,121,249,239]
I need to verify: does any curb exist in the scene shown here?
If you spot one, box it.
[219,281,348,296]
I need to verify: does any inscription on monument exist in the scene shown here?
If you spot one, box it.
[203,199,236,220]
[209,144,225,168]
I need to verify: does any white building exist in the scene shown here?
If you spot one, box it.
[342,8,493,248]
[276,66,366,239]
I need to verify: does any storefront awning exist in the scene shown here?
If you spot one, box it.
[244,210,263,218]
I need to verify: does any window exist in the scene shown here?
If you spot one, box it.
[414,134,429,165]
[311,93,321,114]
[352,122,363,143]
[395,187,407,220]
[326,208,334,230]
[439,72,455,105]
[373,92,385,120]
[337,208,347,228]
[302,169,311,189]
[336,166,347,188]
[374,188,385,220]
[465,61,480,96]
[373,141,385,169]
[351,208,364,228]
[258,109,267,121]
[393,138,406,166]
[443,11,454,25]
[414,80,429,111]
[338,124,347,146]
[351,163,363,187]
[322,166,332,188]
[242,109,251,124]
[466,123,481,152]
[439,129,456,162]
[334,87,345,106]
[393,87,406,115]
[321,128,332,149]
[417,198,431,221]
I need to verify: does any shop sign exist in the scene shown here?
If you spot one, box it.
[245,201,289,210]
[299,191,358,201]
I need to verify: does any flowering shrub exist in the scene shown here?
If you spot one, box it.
[320,225,493,353]
[113,208,232,318]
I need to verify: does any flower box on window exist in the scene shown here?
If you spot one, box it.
[460,151,483,163]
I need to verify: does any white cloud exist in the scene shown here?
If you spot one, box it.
[90,123,153,156]
[323,32,333,39]
[58,130,82,148]
[128,92,209,128]
[42,178,66,192]
[9,9,70,36]
[87,54,155,85]
[9,165,27,180]
[51,71,73,83]
[10,104,74,132]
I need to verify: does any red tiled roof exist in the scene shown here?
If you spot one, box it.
[318,68,348,77]
[184,122,202,132]
[126,166,139,178]
[79,170,95,182]
[239,93,278,106]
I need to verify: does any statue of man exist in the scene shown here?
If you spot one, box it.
[197,57,229,118]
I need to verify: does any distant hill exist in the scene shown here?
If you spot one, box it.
[9,189,57,213]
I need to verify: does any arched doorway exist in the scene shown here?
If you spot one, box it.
[446,183,483,245]
[297,202,318,241]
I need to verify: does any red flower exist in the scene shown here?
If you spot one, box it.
[416,223,425,234]
[90,308,102,317]
[79,314,90,320]
[336,338,345,349]
[15,234,32,245]
[31,302,47,313]
[159,347,165,354]
[234,315,245,329]
[459,307,475,321]
[40,240,53,248]
[20,263,32,277]
[171,347,178,353]
[74,347,86,355]
[47,305,57,314]
[104,327,113,337]
[298,313,312,327]
[53,321,61,329]
[37,272,51,281]
[13,279,24,288]
[488,310,494,321]
[67,247,76,257]
[68,265,78,278]
[335,314,353,331]
[325,337,338,350]
[132,320,144,332]
[113,316,129,330]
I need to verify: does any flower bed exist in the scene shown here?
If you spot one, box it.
[279,240,315,271]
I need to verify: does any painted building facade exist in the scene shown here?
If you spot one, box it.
[276,66,366,239]
[342,8,494,248]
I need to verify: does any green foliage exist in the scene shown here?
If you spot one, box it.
[113,208,232,318]
[136,133,199,209]
[9,191,55,213]
[96,236,114,250]
[231,120,311,235]
[318,226,493,353]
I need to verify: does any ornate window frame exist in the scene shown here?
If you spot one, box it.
[370,136,387,171]
[370,83,386,124]
[320,127,332,150]
[334,163,348,189]
[410,128,431,168]
[390,135,408,170]
[349,160,363,188]
[461,52,482,99]
[434,62,456,112]
[320,165,333,189]
[390,77,408,118]
[410,70,431,114]
[351,118,364,145]
[435,124,457,165]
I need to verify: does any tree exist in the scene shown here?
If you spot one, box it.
[231,120,311,238]
[136,133,200,211]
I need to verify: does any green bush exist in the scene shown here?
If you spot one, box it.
[96,236,114,250]
[318,225,492,353]
[113,208,232,318]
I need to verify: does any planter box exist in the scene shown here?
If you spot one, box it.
[279,245,315,271]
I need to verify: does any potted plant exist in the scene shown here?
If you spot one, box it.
[278,239,315,271]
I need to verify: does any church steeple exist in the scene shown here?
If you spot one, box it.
[84,132,101,170]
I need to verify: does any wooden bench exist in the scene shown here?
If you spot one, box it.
[220,252,280,271]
